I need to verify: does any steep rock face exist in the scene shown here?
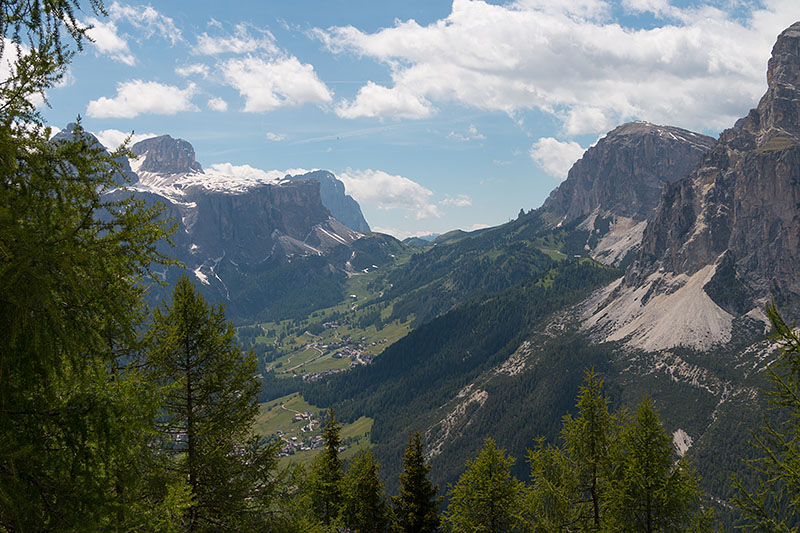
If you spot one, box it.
[111,133,388,320]
[287,170,370,232]
[630,22,800,308]
[184,179,336,266]
[588,22,800,349]
[541,122,714,225]
[131,135,203,174]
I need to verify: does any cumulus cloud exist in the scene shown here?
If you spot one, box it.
[314,0,800,133]
[530,137,586,179]
[94,129,158,150]
[86,80,198,118]
[194,22,278,55]
[220,55,332,112]
[85,18,135,65]
[266,132,287,141]
[336,82,433,119]
[207,163,311,181]
[440,194,472,207]
[207,97,228,111]
[339,168,440,219]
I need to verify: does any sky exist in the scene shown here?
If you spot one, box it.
[39,0,800,239]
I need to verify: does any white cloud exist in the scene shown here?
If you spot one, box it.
[194,22,278,55]
[94,129,158,150]
[207,163,309,181]
[467,223,490,231]
[207,97,228,111]
[448,124,486,141]
[530,137,586,180]
[86,80,198,118]
[339,168,440,219]
[440,194,472,207]
[371,227,438,240]
[336,81,433,119]
[315,0,800,133]
[108,2,182,44]
[176,63,210,77]
[85,17,135,65]
[220,55,332,112]
[266,132,287,141]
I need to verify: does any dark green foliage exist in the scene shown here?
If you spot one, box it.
[560,369,616,529]
[302,259,620,490]
[219,254,347,323]
[444,438,525,533]
[146,276,272,531]
[525,374,712,532]
[393,433,442,533]
[309,409,344,526]
[608,397,712,532]
[0,3,182,521]
[342,448,390,532]
[733,303,800,530]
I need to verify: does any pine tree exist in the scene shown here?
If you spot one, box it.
[393,432,441,533]
[342,448,390,532]
[146,276,268,531]
[309,408,345,526]
[445,438,525,533]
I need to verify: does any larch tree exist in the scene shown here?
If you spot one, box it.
[342,448,390,533]
[393,432,442,533]
[607,397,712,532]
[0,1,182,528]
[146,276,272,531]
[309,408,345,527]
[733,302,800,530]
[444,438,525,533]
[561,368,616,529]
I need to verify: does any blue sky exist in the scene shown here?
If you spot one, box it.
[41,0,800,238]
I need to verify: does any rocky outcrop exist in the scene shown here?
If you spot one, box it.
[131,135,203,174]
[541,122,715,226]
[287,170,370,233]
[630,21,800,309]
[587,22,800,349]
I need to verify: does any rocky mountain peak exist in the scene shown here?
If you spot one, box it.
[586,22,800,351]
[767,22,800,89]
[286,170,370,233]
[131,135,203,175]
[540,121,714,226]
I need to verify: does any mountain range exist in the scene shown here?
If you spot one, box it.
[63,21,800,525]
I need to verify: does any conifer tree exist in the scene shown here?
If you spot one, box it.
[342,448,390,532]
[146,276,270,531]
[733,302,800,530]
[393,432,441,533]
[309,408,345,526]
[525,438,577,531]
[607,397,712,532]
[445,438,525,533]
[561,368,615,529]
[0,2,183,527]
